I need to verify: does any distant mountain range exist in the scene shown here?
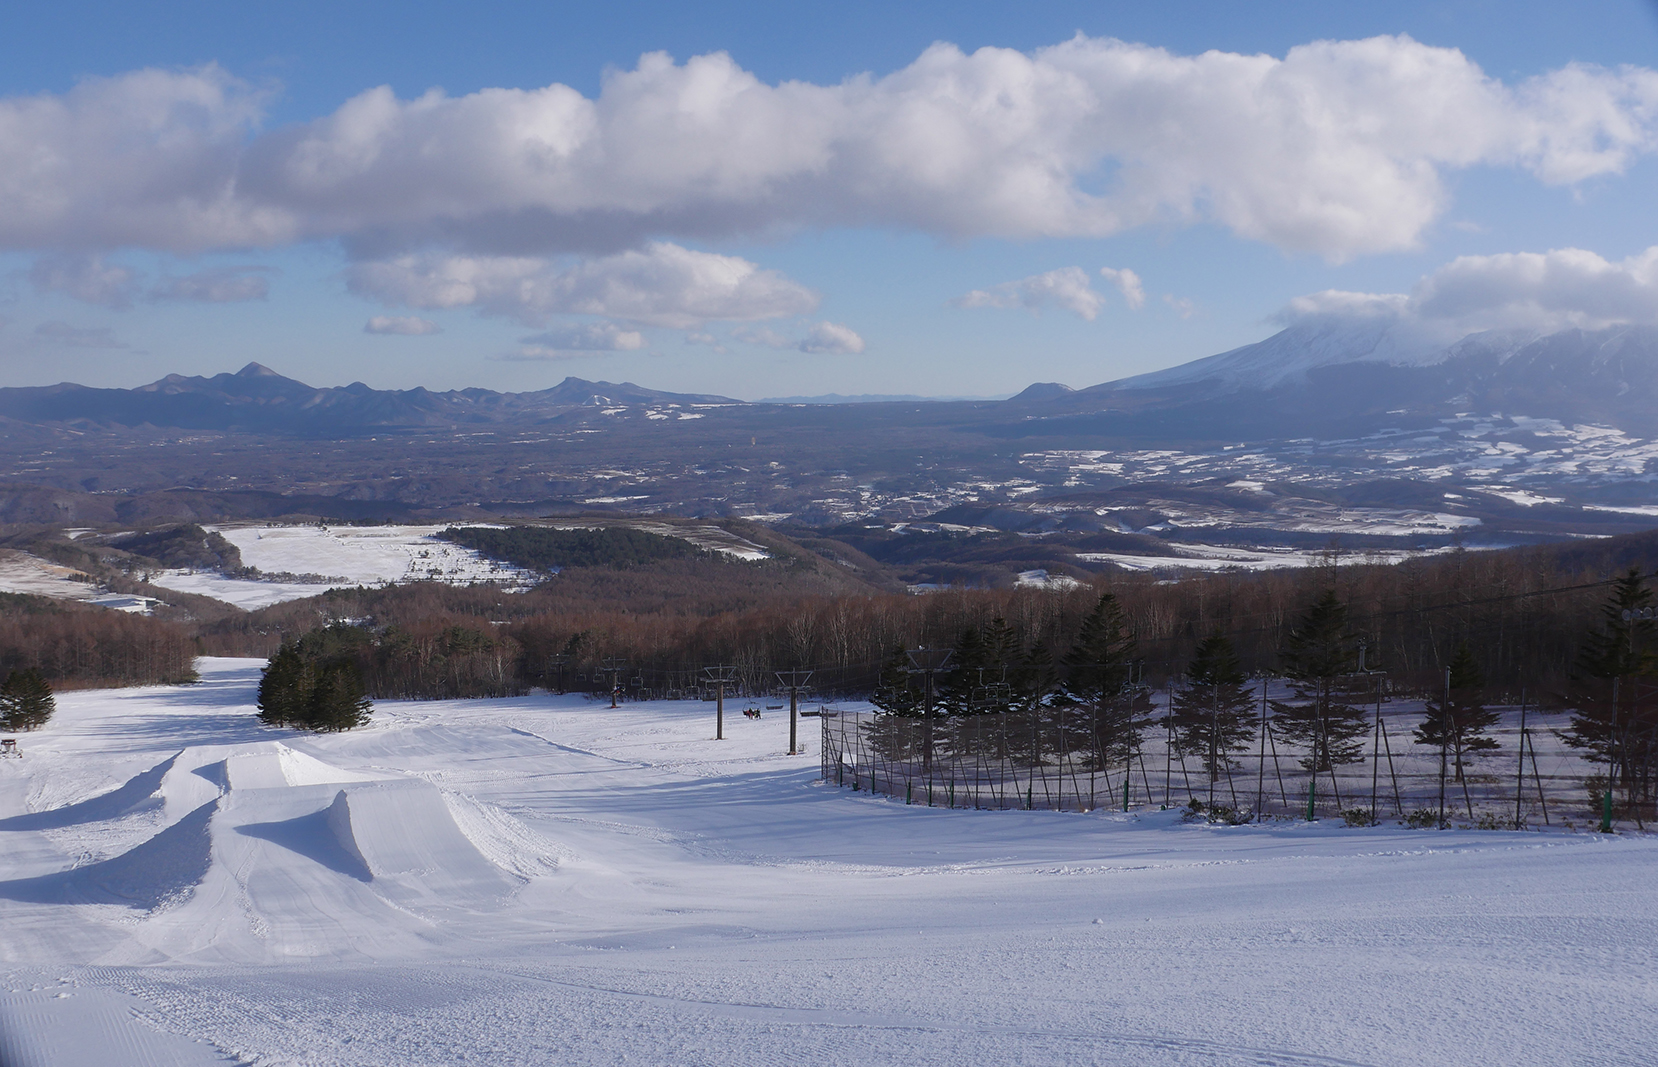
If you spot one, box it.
[2,322,1655,561]
[1,323,1653,440]
[0,363,738,435]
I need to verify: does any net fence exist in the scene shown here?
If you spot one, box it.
[818,691,1649,830]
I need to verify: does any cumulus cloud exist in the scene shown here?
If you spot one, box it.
[798,321,866,354]
[1411,246,1658,329]
[518,322,646,351]
[29,254,139,308]
[347,241,816,327]
[152,265,271,302]
[1099,267,1145,310]
[34,321,129,348]
[0,39,1655,260]
[954,267,1106,320]
[1278,245,1658,337]
[734,321,865,353]
[364,315,441,335]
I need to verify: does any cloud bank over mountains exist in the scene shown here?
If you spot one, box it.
[5,34,1657,355]
[345,242,817,328]
[3,36,1653,262]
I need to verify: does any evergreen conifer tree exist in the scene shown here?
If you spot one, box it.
[258,644,312,727]
[1061,593,1153,768]
[257,638,374,732]
[308,661,374,732]
[1415,642,1499,780]
[0,668,55,731]
[1167,634,1257,778]
[1560,568,1657,803]
[937,625,992,715]
[1270,590,1370,773]
[868,647,923,717]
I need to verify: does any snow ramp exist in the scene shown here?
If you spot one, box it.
[325,781,519,905]
[1,741,531,962]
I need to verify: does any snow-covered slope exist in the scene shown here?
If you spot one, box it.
[1,660,1654,1065]
[1114,318,1509,391]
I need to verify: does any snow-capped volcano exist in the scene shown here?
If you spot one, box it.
[1113,317,1538,391]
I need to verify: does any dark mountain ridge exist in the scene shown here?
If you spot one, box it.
[0,363,740,435]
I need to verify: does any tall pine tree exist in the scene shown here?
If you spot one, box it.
[868,647,923,717]
[1560,568,1657,805]
[1415,642,1500,780]
[1061,593,1153,768]
[1271,590,1370,773]
[1167,634,1258,778]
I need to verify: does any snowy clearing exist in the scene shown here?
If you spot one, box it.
[1076,542,1468,573]
[1,660,1653,1066]
[0,550,102,602]
[144,525,537,608]
[142,521,769,610]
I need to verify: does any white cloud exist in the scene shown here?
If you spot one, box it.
[153,266,271,303]
[798,321,865,354]
[0,39,1654,260]
[1279,246,1658,335]
[1411,246,1658,329]
[1162,293,1197,319]
[733,321,865,353]
[1099,267,1145,310]
[34,321,129,348]
[364,315,441,335]
[29,254,139,308]
[0,67,274,251]
[347,241,817,327]
[954,267,1106,320]
[733,326,793,348]
[519,322,646,351]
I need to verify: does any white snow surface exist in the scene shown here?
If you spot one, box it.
[213,524,531,586]
[1,659,1653,1066]
[145,522,769,609]
[0,550,103,602]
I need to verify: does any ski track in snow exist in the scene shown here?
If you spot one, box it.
[0,659,1653,1066]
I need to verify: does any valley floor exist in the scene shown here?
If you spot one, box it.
[0,661,1653,1066]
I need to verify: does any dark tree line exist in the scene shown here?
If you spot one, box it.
[0,594,197,688]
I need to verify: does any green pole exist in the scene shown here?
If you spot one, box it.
[1306,776,1317,821]
[1601,782,1614,833]
[1122,771,1131,812]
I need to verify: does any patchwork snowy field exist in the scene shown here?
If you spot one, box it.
[1,661,1653,1066]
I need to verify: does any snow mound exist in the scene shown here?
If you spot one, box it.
[325,782,519,901]
[0,741,524,954]
[204,742,388,792]
[0,800,216,909]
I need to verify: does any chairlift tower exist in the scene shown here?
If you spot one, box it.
[600,657,628,708]
[703,665,738,740]
[775,669,814,755]
[905,647,953,775]
[547,653,570,695]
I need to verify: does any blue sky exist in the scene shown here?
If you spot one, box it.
[2,0,1657,398]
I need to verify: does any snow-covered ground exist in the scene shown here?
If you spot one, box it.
[143,525,537,609]
[1077,543,1468,573]
[1,660,1653,1066]
[0,550,103,602]
[142,522,768,610]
